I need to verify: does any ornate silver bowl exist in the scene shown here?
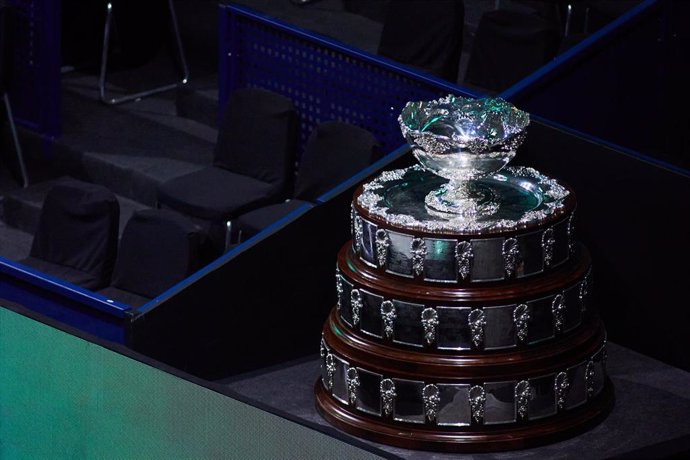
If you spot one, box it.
[399,95,530,218]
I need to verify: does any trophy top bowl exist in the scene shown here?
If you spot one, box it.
[398,95,530,181]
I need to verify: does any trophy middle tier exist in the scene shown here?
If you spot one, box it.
[314,95,613,452]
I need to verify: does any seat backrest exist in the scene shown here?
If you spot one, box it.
[464,9,561,92]
[214,87,298,193]
[293,121,382,201]
[30,181,120,284]
[109,208,204,299]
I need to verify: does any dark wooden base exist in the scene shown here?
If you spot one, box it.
[315,379,614,453]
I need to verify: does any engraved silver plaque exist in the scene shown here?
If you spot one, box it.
[347,367,360,405]
[555,371,570,411]
[381,300,397,340]
[423,384,441,423]
[515,380,531,421]
[552,293,566,334]
[503,237,520,277]
[375,228,390,268]
[469,309,486,349]
[380,378,396,417]
[542,227,555,268]
[421,307,439,346]
[350,289,363,327]
[455,240,474,280]
[513,303,530,344]
[469,385,486,424]
[410,237,427,277]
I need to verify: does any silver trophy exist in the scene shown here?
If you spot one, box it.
[399,95,530,218]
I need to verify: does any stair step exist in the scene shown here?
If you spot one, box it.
[176,73,219,129]
[2,176,150,238]
[59,77,216,166]
[79,153,205,206]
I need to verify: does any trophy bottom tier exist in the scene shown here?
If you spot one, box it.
[315,308,613,452]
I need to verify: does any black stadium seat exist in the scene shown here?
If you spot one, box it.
[235,121,382,240]
[21,181,120,290]
[98,208,205,307]
[156,87,299,253]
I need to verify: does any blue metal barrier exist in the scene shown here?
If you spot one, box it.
[218,3,479,156]
[8,0,61,138]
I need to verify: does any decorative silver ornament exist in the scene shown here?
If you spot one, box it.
[515,380,531,421]
[602,343,608,371]
[353,214,363,253]
[585,360,596,399]
[542,227,556,268]
[555,371,570,411]
[381,300,397,340]
[567,212,576,254]
[455,240,474,280]
[552,294,566,334]
[335,268,343,311]
[469,309,486,349]
[579,274,589,312]
[324,353,336,391]
[513,303,530,344]
[375,228,390,268]
[320,334,327,358]
[423,384,441,423]
[469,385,486,424]
[410,237,427,277]
[503,237,520,277]
[380,379,396,417]
[421,307,439,346]
[346,367,360,405]
[351,289,363,327]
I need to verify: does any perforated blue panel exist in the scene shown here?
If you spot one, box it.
[219,4,478,156]
[8,0,61,137]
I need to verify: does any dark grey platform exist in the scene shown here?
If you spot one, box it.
[222,342,690,459]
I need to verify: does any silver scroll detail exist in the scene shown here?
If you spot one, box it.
[350,289,363,327]
[335,268,343,311]
[567,212,576,254]
[423,384,441,423]
[469,385,486,424]
[455,240,474,280]
[381,300,397,340]
[513,303,530,344]
[324,353,336,391]
[353,214,363,253]
[375,228,390,268]
[585,360,596,399]
[552,293,566,334]
[515,380,531,421]
[579,273,590,312]
[421,307,439,346]
[503,237,520,277]
[469,309,486,349]
[410,237,427,277]
[542,227,556,268]
[555,371,570,411]
[320,334,327,359]
[380,378,396,417]
[346,367,360,405]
